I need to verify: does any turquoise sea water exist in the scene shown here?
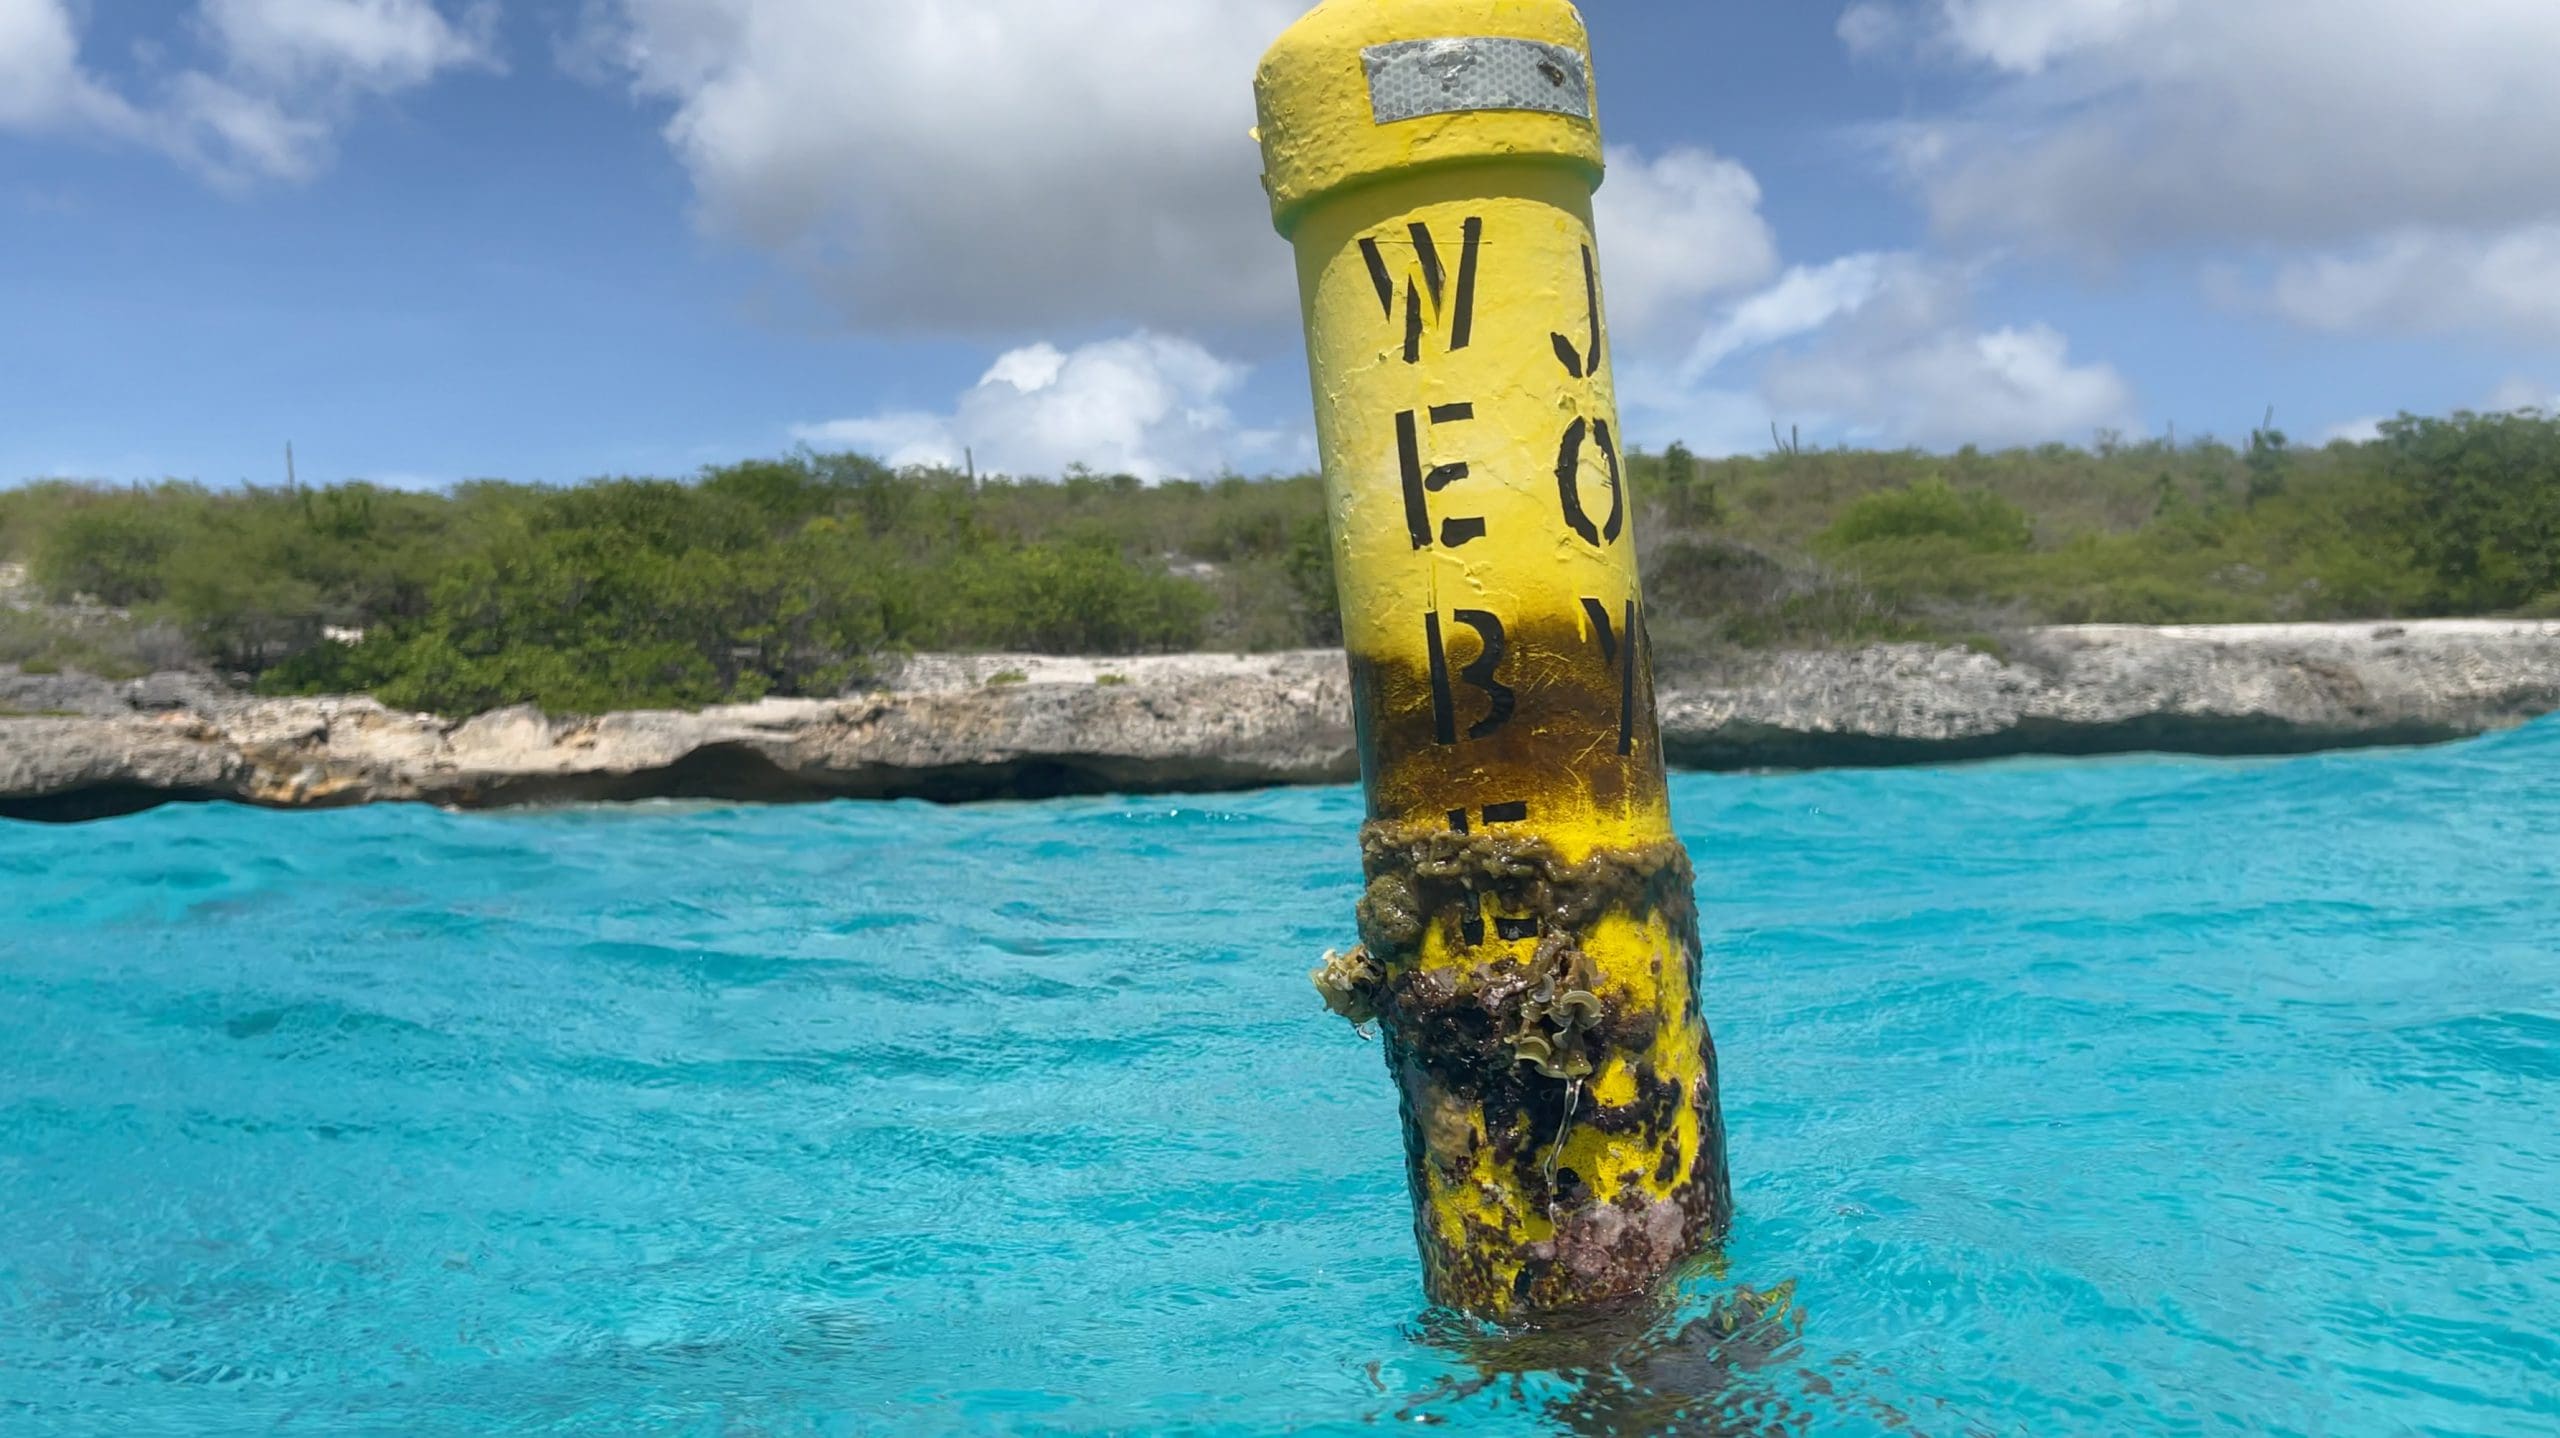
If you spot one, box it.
[4,725,2557,1436]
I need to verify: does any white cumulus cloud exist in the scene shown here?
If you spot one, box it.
[1678,253,1899,382]
[1933,0,2173,74]
[1591,145,1779,341]
[0,0,140,134]
[792,333,1292,482]
[1761,258,2131,450]
[1764,318,2134,452]
[584,0,1302,334]
[1852,0,2560,333]
[1625,253,2134,454]
[1835,3,1909,59]
[2265,225,2560,341]
[2485,377,2559,414]
[204,0,497,90]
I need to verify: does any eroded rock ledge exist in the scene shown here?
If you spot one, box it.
[5,622,2557,822]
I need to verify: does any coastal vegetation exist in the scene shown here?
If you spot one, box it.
[2,409,2556,716]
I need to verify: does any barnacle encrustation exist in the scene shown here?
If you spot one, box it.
[1510,936,1606,1080]
[1354,871,1426,956]
[1311,945,1386,1026]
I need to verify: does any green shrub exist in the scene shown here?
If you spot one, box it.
[265,494,898,714]
[939,541,1211,654]
[2383,411,2560,612]
[7,412,2556,714]
[1817,477,2034,555]
[1282,514,1341,647]
[31,487,207,605]
[1644,537,1792,615]
[0,608,194,679]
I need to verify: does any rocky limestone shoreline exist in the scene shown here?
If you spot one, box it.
[4,620,2557,822]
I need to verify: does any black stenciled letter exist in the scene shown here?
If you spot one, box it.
[1445,801,1537,946]
[1445,801,1529,833]
[1549,245,1604,380]
[1397,402,1483,549]
[1361,217,1483,365]
[1423,609,1516,745]
[1555,417,1624,548]
[1453,610,1516,741]
[1582,596,1642,755]
[1549,244,1624,547]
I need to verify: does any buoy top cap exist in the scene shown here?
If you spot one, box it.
[1255,0,1604,237]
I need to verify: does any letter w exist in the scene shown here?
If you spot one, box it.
[1359,218,1482,365]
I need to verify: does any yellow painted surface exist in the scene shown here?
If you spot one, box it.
[1257,0,1726,1316]
[1287,158,1662,848]
[1255,0,1603,242]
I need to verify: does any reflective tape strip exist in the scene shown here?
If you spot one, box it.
[1362,37,1592,125]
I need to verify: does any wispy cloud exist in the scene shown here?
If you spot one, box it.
[0,0,498,187]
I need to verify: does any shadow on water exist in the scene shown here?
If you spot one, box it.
[1387,1268,1991,1436]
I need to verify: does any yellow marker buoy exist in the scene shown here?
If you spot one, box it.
[1258,0,1732,1316]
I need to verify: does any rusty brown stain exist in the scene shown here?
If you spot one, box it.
[1347,609,1666,827]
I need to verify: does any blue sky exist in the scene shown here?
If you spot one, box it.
[3,0,2555,488]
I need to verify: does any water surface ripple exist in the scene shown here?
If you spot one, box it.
[4,724,2557,1434]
